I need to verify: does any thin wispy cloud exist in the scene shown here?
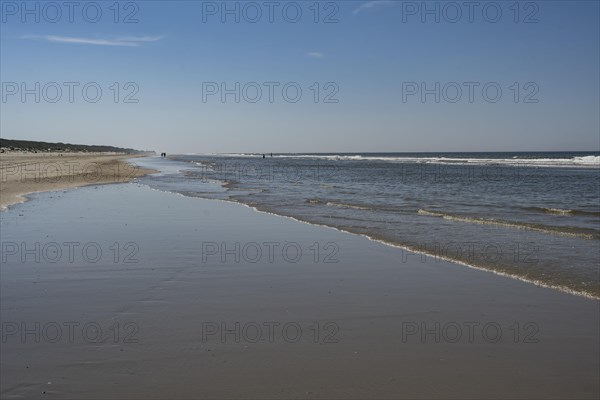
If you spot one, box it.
[306,52,324,58]
[115,36,165,43]
[22,35,164,47]
[353,1,393,15]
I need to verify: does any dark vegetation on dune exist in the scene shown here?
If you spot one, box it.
[0,138,145,154]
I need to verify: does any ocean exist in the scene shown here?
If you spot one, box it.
[136,152,600,299]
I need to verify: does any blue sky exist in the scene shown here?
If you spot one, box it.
[1,0,599,153]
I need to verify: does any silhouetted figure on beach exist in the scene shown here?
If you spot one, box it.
[270,153,273,157]
[262,154,265,159]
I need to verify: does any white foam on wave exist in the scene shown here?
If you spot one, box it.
[573,155,600,165]
[417,209,595,239]
[326,201,371,210]
[545,208,573,215]
[221,154,600,168]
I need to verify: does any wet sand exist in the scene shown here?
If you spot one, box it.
[0,182,598,399]
[0,152,156,210]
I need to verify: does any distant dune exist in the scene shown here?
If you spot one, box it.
[0,138,147,154]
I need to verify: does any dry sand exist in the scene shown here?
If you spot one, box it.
[0,152,156,210]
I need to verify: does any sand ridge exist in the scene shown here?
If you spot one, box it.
[0,152,157,209]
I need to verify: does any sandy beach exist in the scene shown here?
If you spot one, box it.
[0,152,157,210]
[1,160,598,399]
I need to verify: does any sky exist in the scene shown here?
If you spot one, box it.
[1,0,599,153]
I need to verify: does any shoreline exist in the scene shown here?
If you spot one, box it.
[1,181,598,399]
[236,200,600,301]
[0,152,157,210]
[5,153,598,301]
[138,156,600,301]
